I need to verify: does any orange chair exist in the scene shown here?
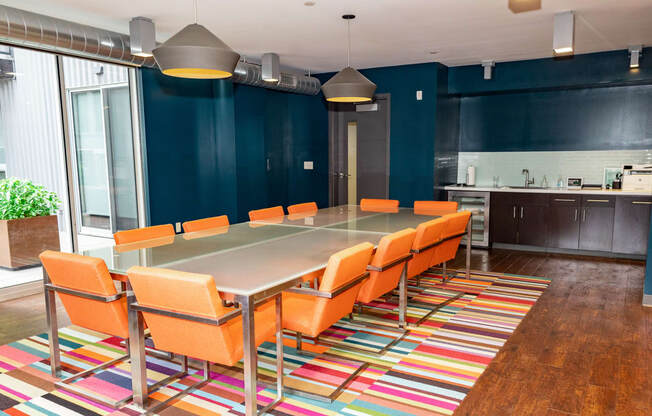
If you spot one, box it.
[406,218,448,281]
[414,200,458,216]
[127,266,281,414]
[40,251,131,408]
[248,206,285,221]
[113,224,175,245]
[360,198,399,212]
[182,215,229,233]
[431,211,472,282]
[287,202,318,214]
[282,242,374,402]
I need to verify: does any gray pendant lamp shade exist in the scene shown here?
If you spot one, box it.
[322,66,376,102]
[153,23,240,79]
[322,14,376,103]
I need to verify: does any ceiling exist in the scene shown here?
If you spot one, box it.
[4,0,652,73]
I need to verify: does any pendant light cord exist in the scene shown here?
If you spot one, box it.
[347,19,351,67]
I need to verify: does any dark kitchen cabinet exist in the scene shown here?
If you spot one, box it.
[548,195,581,249]
[515,194,548,246]
[612,197,652,255]
[579,196,615,252]
[490,193,518,244]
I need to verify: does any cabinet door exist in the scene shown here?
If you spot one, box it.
[490,193,518,244]
[548,196,580,249]
[579,197,615,252]
[612,197,652,255]
[518,205,548,246]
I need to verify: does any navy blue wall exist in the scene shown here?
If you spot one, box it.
[141,68,327,226]
[646,210,652,298]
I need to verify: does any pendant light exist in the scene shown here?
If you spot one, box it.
[152,0,240,79]
[322,14,376,103]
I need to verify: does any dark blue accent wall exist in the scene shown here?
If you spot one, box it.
[140,68,328,226]
[434,64,460,199]
[646,209,652,297]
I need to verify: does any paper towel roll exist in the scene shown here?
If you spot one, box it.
[466,165,476,186]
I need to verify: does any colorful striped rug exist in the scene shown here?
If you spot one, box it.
[0,269,549,416]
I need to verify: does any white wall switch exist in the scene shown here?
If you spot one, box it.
[416,90,423,100]
[175,222,181,233]
[304,161,314,170]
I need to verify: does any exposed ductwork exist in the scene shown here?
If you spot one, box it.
[0,4,321,95]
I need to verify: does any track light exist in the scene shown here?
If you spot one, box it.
[129,17,156,58]
[262,53,281,83]
[553,11,574,56]
[482,60,495,80]
[629,45,642,68]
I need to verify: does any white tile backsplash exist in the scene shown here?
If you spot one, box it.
[457,150,652,187]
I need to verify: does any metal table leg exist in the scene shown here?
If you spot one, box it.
[240,295,258,416]
[128,282,147,408]
[44,268,61,378]
[398,264,407,329]
[466,213,472,279]
[275,294,284,400]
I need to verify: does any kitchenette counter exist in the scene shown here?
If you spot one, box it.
[444,185,652,196]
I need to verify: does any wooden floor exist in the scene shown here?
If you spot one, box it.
[0,248,649,415]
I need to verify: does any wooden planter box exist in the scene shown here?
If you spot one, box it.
[0,215,60,270]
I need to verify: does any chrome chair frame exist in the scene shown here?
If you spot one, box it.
[128,294,285,416]
[282,271,373,403]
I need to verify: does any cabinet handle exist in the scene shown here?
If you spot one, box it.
[632,201,652,205]
[520,206,524,219]
[574,208,578,222]
[586,199,609,203]
[582,208,586,222]
[554,198,576,202]
[513,205,516,219]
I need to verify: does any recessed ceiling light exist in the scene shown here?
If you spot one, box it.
[304,1,316,6]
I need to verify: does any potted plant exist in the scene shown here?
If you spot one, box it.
[0,178,61,269]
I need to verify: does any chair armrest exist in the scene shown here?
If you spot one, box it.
[284,271,369,299]
[44,283,126,302]
[367,253,413,272]
[129,303,242,326]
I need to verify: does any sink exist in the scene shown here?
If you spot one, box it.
[504,186,547,189]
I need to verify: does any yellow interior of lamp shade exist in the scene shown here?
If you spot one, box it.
[327,96,373,103]
[163,68,233,79]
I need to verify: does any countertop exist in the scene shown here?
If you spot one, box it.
[444,185,652,197]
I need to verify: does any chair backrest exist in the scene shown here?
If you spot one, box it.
[127,266,243,366]
[414,201,458,216]
[248,206,285,221]
[360,198,399,212]
[357,228,417,304]
[312,242,374,334]
[182,215,229,233]
[435,211,472,264]
[287,202,318,214]
[40,251,129,338]
[113,224,175,245]
[406,217,448,278]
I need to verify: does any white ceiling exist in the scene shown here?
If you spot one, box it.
[4,0,652,73]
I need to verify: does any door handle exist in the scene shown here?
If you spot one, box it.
[513,205,516,219]
[586,199,609,203]
[632,201,652,205]
[574,208,578,222]
[520,206,524,219]
[582,208,586,222]
[554,198,576,202]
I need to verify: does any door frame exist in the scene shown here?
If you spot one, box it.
[328,93,391,206]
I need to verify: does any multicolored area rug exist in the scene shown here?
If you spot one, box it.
[0,269,549,416]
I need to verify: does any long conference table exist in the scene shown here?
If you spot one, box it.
[49,205,472,416]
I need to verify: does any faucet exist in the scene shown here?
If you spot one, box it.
[522,169,535,188]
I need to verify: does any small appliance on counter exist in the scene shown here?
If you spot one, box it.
[612,172,622,189]
[465,165,476,186]
[622,164,652,191]
[567,177,583,190]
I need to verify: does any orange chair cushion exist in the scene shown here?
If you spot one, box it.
[360,199,399,212]
[283,242,373,338]
[113,224,175,245]
[182,215,229,233]
[40,251,129,339]
[357,228,416,304]
[407,218,447,278]
[432,211,471,265]
[287,202,318,214]
[128,266,275,367]
[414,201,458,216]
[249,206,285,221]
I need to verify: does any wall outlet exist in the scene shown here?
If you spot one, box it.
[416,90,423,100]
[175,222,181,233]
[304,161,314,170]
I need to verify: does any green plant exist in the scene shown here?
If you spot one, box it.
[0,177,61,220]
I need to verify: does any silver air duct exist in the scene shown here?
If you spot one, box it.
[0,5,321,95]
